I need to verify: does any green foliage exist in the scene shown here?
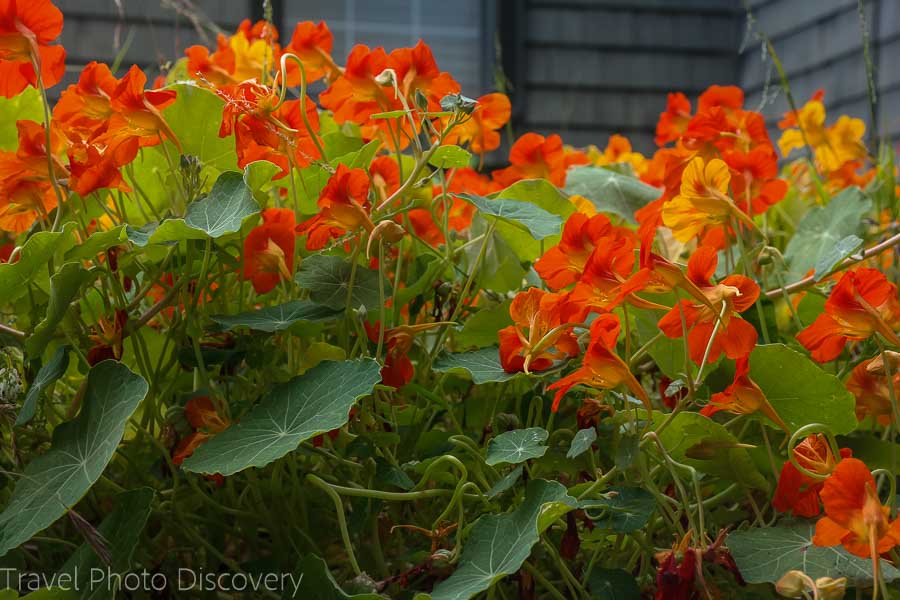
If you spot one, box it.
[729,520,900,585]
[748,344,858,434]
[430,480,577,600]
[485,427,549,465]
[0,362,148,557]
[183,360,381,475]
[564,165,661,224]
[784,187,871,282]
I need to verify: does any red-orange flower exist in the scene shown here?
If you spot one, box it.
[296,164,373,250]
[701,356,789,432]
[657,246,759,365]
[243,208,296,294]
[103,65,179,163]
[283,21,340,84]
[797,269,900,363]
[721,146,787,216]
[534,213,629,290]
[442,92,511,155]
[813,457,900,559]
[655,92,692,146]
[53,61,118,141]
[493,133,568,188]
[547,314,649,412]
[0,0,66,98]
[369,155,400,204]
[172,396,230,467]
[185,34,235,86]
[364,321,449,388]
[0,119,68,232]
[498,287,580,374]
[387,39,460,112]
[846,356,900,425]
[773,434,850,518]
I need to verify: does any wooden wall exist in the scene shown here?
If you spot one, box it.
[739,0,900,144]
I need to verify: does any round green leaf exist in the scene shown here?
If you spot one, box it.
[0,361,149,557]
[729,520,900,585]
[748,344,857,435]
[486,427,549,466]
[183,359,381,475]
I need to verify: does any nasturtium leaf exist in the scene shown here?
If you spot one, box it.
[124,218,208,246]
[211,300,341,333]
[488,179,576,261]
[471,218,528,293]
[567,427,597,459]
[430,479,578,600]
[292,554,385,599]
[729,520,900,585]
[587,568,641,600]
[0,226,74,304]
[432,347,519,384]
[784,186,871,282]
[243,160,282,203]
[748,344,857,435]
[456,300,512,348]
[0,87,42,150]
[487,465,523,498]
[581,487,655,533]
[17,346,69,427]
[183,359,381,475]
[26,263,95,358]
[428,146,472,169]
[163,83,237,171]
[486,428,549,466]
[183,171,259,238]
[564,166,661,224]
[295,254,389,312]
[0,361,148,558]
[58,488,154,599]
[64,226,127,262]
[455,193,563,241]
[646,410,768,489]
[813,234,862,280]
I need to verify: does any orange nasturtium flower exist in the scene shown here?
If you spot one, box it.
[773,434,851,518]
[655,92,692,146]
[52,61,118,140]
[845,356,900,425]
[283,21,340,85]
[493,133,568,188]
[103,65,180,163]
[797,268,900,363]
[657,246,759,365]
[243,208,296,295]
[364,321,450,388]
[700,356,789,433]
[661,156,757,242]
[0,120,68,232]
[172,396,231,467]
[0,0,66,98]
[296,164,374,250]
[498,287,580,374]
[442,92,511,155]
[534,213,633,290]
[588,134,648,176]
[813,458,900,561]
[547,314,650,413]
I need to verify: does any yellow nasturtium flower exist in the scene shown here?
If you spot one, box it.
[661,156,755,242]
